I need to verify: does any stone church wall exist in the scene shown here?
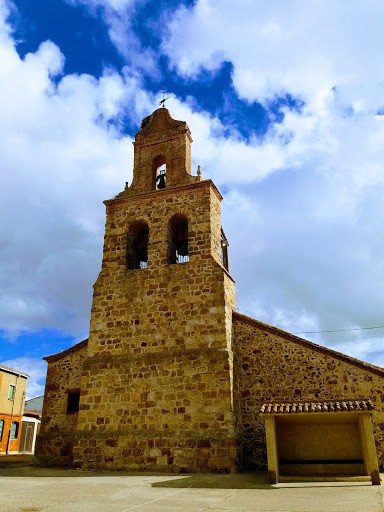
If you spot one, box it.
[233,312,384,469]
[36,107,384,475]
[88,182,232,358]
[68,178,239,472]
[35,340,88,465]
[72,348,237,472]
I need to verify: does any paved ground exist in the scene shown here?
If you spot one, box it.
[1,456,384,512]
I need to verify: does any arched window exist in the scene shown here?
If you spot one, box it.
[127,221,149,269]
[10,421,19,440]
[221,228,229,271]
[153,155,166,190]
[169,214,189,264]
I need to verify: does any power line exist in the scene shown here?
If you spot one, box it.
[294,325,384,335]
[25,391,41,399]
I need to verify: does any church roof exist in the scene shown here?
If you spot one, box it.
[233,312,384,378]
[136,107,191,140]
[260,399,374,414]
[44,338,88,363]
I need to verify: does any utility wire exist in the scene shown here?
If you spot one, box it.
[25,391,42,399]
[294,325,384,335]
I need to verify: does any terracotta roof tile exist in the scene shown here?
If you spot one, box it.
[260,398,374,414]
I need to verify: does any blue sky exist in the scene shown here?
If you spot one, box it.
[1,0,384,397]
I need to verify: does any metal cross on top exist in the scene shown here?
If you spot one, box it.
[159,87,170,108]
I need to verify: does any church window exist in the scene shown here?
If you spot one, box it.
[169,214,189,264]
[127,221,149,269]
[221,228,229,271]
[153,155,166,190]
[67,391,80,414]
[10,421,19,439]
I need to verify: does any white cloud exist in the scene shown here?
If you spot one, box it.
[158,1,384,367]
[1,357,47,398]
[2,0,384,372]
[164,1,384,106]
[0,8,154,337]
[67,0,135,13]
[65,0,160,75]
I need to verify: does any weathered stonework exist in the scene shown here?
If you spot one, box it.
[36,107,384,475]
[37,108,237,472]
[233,313,384,469]
[36,340,88,465]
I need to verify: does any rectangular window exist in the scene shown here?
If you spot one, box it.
[8,384,15,400]
[67,391,80,414]
[0,420,4,441]
[10,421,18,440]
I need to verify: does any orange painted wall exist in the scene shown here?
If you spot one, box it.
[0,413,22,454]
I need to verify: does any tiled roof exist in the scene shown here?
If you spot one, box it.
[260,399,375,414]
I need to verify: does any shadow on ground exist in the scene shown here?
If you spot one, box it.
[0,457,375,491]
[151,472,272,489]
[0,456,273,488]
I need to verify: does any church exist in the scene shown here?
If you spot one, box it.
[36,107,384,484]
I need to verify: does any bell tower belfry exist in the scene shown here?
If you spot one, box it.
[129,107,198,193]
[73,108,238,472]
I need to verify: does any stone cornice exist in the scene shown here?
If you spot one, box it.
[105,179,223,206]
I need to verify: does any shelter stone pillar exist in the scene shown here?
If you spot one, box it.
[264,415,279,484]
[358,413,381,485]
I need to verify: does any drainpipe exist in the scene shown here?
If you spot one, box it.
[6,374,19,455]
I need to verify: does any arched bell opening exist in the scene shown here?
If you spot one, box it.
[153,154,167,190]
[221,228,229,271]
[168,214,189,264]
[127,221,149,269]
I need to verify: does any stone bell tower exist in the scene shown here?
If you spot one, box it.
[73,107,238,472]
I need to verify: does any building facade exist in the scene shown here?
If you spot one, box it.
[0,364,28,455]
[36,108,384,482]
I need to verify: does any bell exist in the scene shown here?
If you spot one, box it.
[157,174,166,189]
[177,239,188,256]
[156,169,166,189]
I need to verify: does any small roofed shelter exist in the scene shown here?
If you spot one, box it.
[20,411,41,454]
[260,399,380,485]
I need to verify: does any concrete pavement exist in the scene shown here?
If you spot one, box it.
[0,457,383,511]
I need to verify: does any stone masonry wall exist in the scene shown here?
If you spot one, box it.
[37,109,239,471]
[73,348,237,472]
[233,313,384,469]
[72,179,239,471]
[88,181,234,357]
[35,341,88,465]
[129,108,196,194]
